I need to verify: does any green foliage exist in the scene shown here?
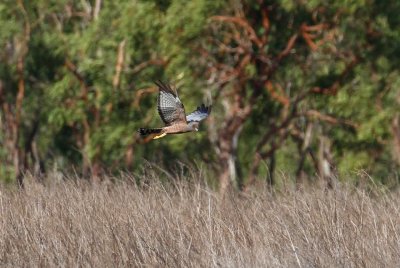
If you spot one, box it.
[0,0,399,185]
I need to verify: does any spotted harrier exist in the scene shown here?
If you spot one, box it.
[138,81,211,140]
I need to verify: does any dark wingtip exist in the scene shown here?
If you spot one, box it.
[154,80,164,89]
[198,103,212,114]
[154,80,176,96]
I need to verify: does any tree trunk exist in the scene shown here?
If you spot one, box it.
[217,112,246,195]
[268,152,275,187]
[318,135,336,189]
[218,135,235,195]
[392,114,400,166]
[295,122,314,187]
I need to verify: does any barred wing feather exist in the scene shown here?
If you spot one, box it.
[155,81,187,125]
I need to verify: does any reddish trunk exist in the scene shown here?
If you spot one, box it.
[392,115,400,166]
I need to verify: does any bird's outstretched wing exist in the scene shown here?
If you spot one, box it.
[155,81,187,126]
[186,104,212,123]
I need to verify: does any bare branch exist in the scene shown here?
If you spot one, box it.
[131,59,167,75]
[64,59,89,100]
[305,110,359,129]
[265,81,289,106]
[312,56,359,95]
[113,40,126,90]
[300,23,328,51]
[260,8,270,45]
[93,0,102,20]
[277,34,298,60]
[133,86,158,108]
[211,16,263,48]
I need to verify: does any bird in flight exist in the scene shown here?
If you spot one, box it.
[138,81,211,140]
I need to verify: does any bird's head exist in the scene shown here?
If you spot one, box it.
[189,122,199,131]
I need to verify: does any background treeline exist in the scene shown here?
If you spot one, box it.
[0,0,399,190]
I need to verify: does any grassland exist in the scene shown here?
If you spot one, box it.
[0,173,399,267]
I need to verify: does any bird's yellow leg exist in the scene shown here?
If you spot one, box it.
[153,133,167,139]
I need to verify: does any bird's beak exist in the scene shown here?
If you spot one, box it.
[195,128,199,131]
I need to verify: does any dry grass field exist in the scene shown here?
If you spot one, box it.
[0,173,400,267]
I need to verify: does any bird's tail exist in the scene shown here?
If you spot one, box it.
[138,128,167,139]
[138,128,163,136]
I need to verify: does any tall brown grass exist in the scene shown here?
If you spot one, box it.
[0,172,399,267]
